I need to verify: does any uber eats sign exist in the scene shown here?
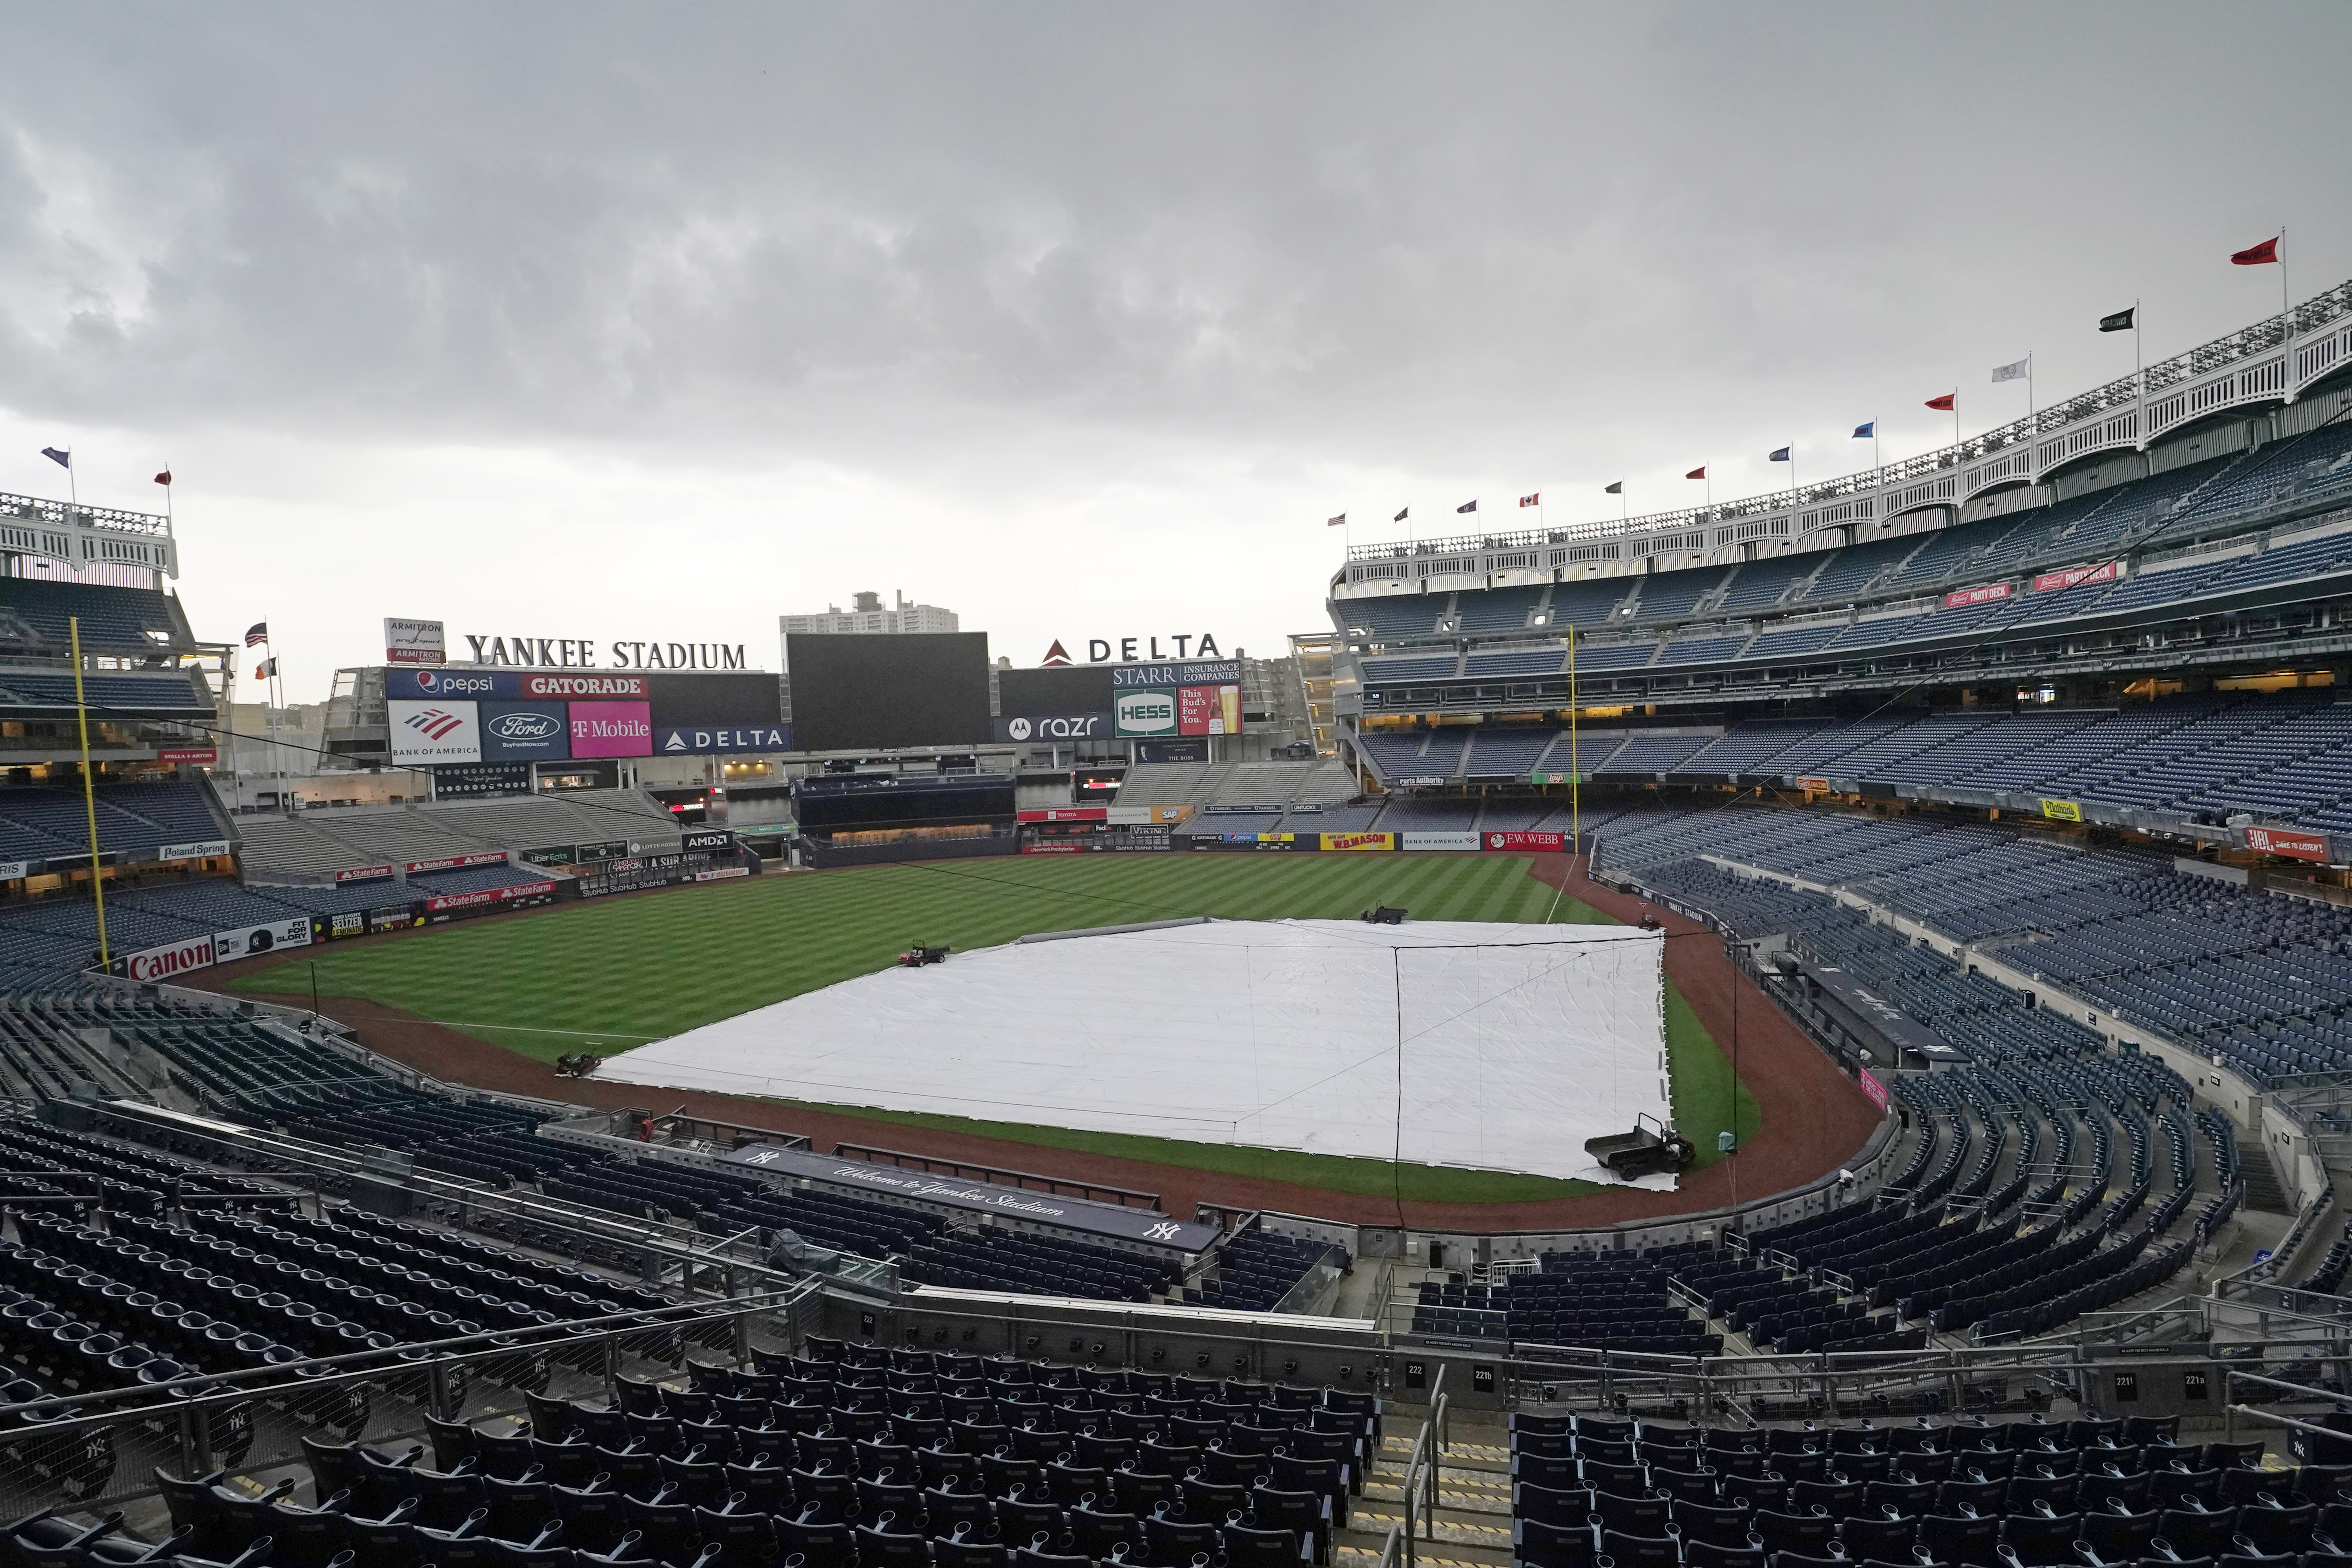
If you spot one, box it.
[1115,689,1178,737]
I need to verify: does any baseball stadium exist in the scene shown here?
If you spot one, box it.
[5,275,2352,1568]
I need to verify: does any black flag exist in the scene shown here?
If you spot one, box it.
[1393,507,1408,522]
[1455,499,1477,513]
[1604,481,1623,495]
[2099,307,2136,333]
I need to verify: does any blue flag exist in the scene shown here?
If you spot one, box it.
[1852,422,1875,439]
[1768,446,1790,462]
[40,447,69,468]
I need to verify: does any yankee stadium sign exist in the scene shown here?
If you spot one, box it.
[461,635,749,670]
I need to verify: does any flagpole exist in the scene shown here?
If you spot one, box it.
[1567,625,1579,859]
[70,616,108,969]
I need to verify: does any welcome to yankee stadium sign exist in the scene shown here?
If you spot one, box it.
[719,1143,1217,1253]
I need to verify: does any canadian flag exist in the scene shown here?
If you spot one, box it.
[1518,493,1539,507]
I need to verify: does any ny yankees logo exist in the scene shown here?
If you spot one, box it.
[1143,1221,1181,1241]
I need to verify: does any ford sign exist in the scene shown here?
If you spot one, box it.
[479,701,572,761]
[488,711,561,740]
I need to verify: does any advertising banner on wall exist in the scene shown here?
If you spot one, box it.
[1483,831,1566,851]
[526,673,649,700]
[124,934,217,982]
[1858,1066,1890,1111]
[1113,689,1179,738]
[214,917,312,963]
[1177,684,1242,737]
[1401,831,1480,852]
[158,840,232,861]
[156,746,217,766]
[681,829,737,853]
[2247,824,2332,862]
[479,702,572,761]
[1111,659,1240,690]
[1320,832,1395,852]
[388,700,483,764]
[405,850,510,874]
[2040,799,2083,822]
[570,701,654,758]
[1134,738,1209,764]
[993,713,1112,743]
[384,618,447,666]
[424,880,560,914]
[654,724,791,755]
[388,668,517,700]
[1943,582,2013,609]
[336,865,396,883]
[2032,562,2120,594]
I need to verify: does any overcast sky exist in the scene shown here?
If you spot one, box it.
[0,3,2344,695]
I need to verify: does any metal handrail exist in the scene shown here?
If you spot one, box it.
[1397,1362,1449,1568]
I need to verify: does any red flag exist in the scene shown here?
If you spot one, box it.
[152,470,171,486]
[1925,393,1956,412]
[2232,235,2279,266]
[1685,466,1706,481]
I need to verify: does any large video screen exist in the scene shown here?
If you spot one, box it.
[786,632,992,752]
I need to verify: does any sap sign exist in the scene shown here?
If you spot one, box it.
[1114,689,1178,738]
[480,702,572,761]
[655,724,792,755]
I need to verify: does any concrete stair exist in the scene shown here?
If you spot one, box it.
[1334,1415,1514,1568]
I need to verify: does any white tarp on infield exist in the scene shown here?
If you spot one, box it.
[596,918,1673,1186]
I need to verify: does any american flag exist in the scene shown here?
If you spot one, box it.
[244,622,268,647]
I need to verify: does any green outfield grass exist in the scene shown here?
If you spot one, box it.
[232,853,1756,1203]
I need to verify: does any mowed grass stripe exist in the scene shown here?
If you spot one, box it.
[231,853,1753,1205]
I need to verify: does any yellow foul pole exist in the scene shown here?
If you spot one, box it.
[70,616,109,967]
[1568,626,1580,857]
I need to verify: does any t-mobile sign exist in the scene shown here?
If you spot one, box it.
[569,700,653,758]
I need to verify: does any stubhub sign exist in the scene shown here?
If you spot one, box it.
[656,724,792,755]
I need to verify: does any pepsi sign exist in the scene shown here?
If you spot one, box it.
[386,668,520,700]
[480,701,572,761]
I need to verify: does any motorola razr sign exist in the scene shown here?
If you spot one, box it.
[993,712,1112,743]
